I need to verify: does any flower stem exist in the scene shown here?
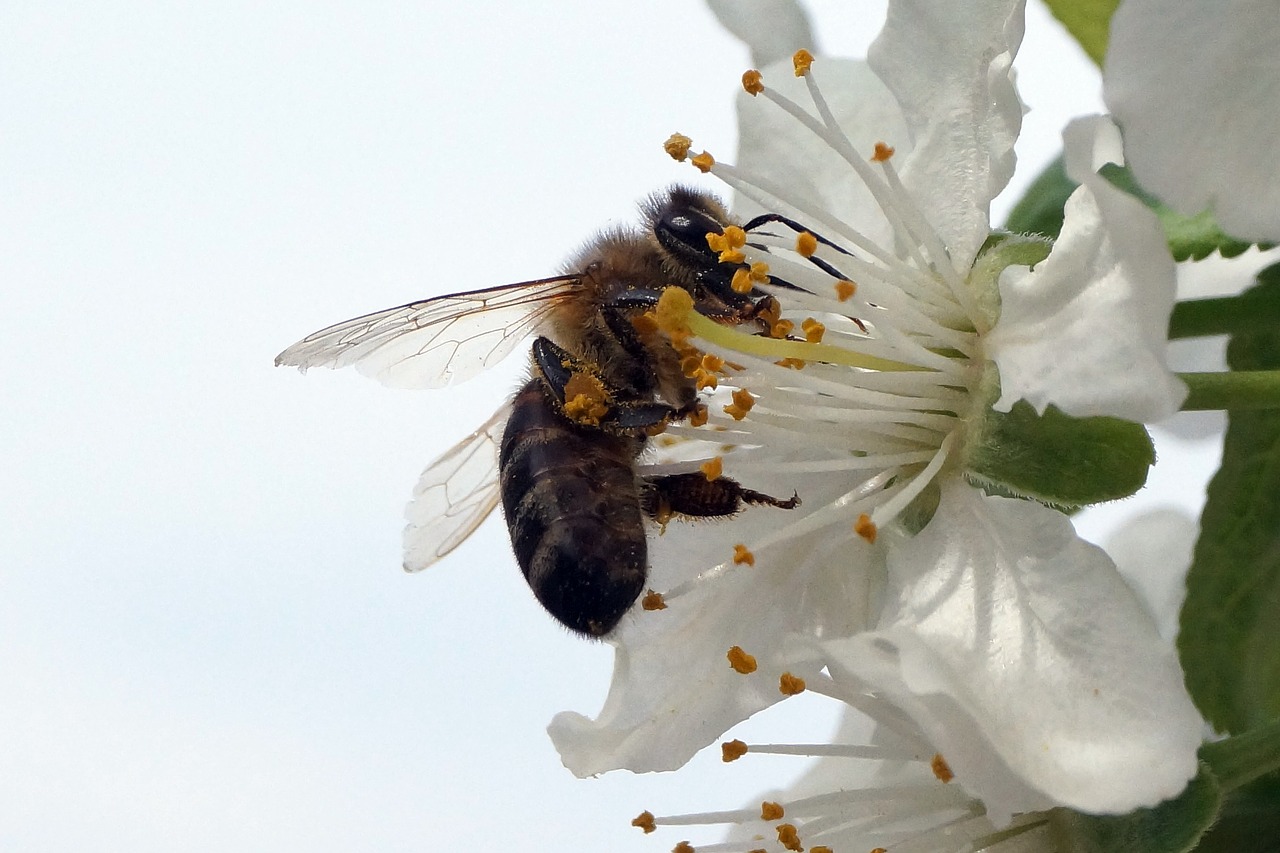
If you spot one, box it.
[1180,371,1280,410]
[1170,292,1280,339]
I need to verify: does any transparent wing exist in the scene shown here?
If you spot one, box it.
[402,407,507,572]
[275,276,582,389]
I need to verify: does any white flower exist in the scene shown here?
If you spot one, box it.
[1103,0,1280,243]
[551,0,1202,823]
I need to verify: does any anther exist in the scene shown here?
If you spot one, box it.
[872,141,896,162]
[931,753,955,783]
[691,151,715,173]
[854,513,878,544]
[795,231,818,257]
[749,260,769,281]
[673,842,695,853]
[700,457,723,481]
[834,280,857,301]
[642,590,668,611]
[779,673,806,695]
[777,823,803,851]
[721,739,749,762]
[802,318,826,343]
[731,268,752,294]
[732,543,755,566]
[742,69,764,96]
[701,353,725,372]
[726,389,756,421]
[770,318,795,339]
[727,645,758,674]
[688,405,709,427]
[632,811,657,834]
[664,133,693,161]
[760,802,785,821]
[792,49,814,76]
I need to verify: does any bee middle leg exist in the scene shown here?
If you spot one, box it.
[641,472,799,525]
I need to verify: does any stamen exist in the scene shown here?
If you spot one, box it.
[791,49,814,77]
[721,739,749,762]
[641,590,668,611]
[700,457,723,481]
[871,141,895,162]
[776,823,803,851]
[760,802,785,821]
[741,69,764,95]
[795,231,818,257]
[664,133,693,161]
[633,811,657,834]
[691,151,715,173]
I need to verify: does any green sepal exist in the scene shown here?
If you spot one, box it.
[1039,0,1120,67]
[1046,763,1221,853]
[1003,155,1076,239]
[1180,273,1280,734]
[1100,163,1265,261]
[964,378,1155,510]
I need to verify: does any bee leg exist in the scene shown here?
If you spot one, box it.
[531,336,682,433]
[641,472,800,524]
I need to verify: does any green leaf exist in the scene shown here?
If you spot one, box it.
[1039,0,1121,66]
[1194,770,1280,853]
[1047,763,1221,852]
[1180,272,1280,734]
[1100,163,1261,262]
[1003,155,1077,239]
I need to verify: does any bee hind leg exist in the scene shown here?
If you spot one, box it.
[640,472,799,524]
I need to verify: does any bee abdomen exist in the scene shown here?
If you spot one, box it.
[498,380,647,637]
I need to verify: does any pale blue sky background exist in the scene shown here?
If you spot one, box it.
[1,2,1220,850]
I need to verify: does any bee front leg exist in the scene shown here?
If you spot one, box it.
[640,472,799,525]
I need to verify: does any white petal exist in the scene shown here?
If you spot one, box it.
[1104,0,1280,242]
[987,117,1187,422]
[706,0,815,69]
[549,489,879,776]
[733,58,908,247]
[867,0,1026,268]
[825,482,1204,821]
[1102,508,1196,643]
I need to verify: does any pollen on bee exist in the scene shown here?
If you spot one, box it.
[801,318,826,343]
[732,543,755,566]
[792,49,814,76]
[795,231,818,257]
[742,69,764,95]
[642,590,668,611]
[721,739,749,762]
[727,645,758,673]
[562,372,610,426]
[664,133,693,161]
[700,457,723,481]
[724,389,756,420]
[854,513,878,543]
[872,141,896,162]
[777,823,804,852]
[632,811,657,834]
[691,150,715,173]
[834,279,857,301]
[931,753,955,783]
[631,311,660,336]
[779,672,806,695]
[731,267,752,294]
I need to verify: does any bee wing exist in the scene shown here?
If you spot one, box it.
[402,407,507,572]
[275,276,582,389]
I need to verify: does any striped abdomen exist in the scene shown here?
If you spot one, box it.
[498,380,648,637]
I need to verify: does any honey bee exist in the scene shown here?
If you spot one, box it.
[276,186,802,637]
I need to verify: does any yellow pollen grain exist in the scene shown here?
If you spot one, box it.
[641,590,668,611]
[700,457,723,481]
[722,225,747,249]
[795,231,818,257]
[721,739,749,762]
[792,49,814,76]
[696,371,719,391]
[855,513,878,544]
[779,672,806,695]
[749,260,770,282]
[770,318,795,339]
[632,811,657,834]
[777,823,803,852]
[564,394,608,426]
[673,843,695,853]
[701,353,725,373]
[835,279,857,301]
[742,69,764,95]
[732,543,755,566]
[872,141,896,162]
[776,357,806,370]
[691,151,715,173]
[705,231,729,253]
[727,645,758,674]
[655,287,694,340]
[731,267,753,294]
[688,404,709,427]
[932,753,955,783]
[664,133,692,161]
[719,248,746,265]
[801,318,826,343]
